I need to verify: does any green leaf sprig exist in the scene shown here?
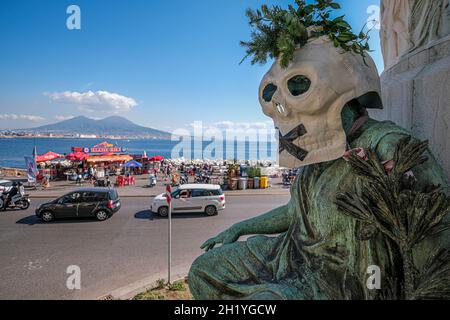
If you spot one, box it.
[240,0,373,68]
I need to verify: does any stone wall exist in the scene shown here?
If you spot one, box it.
[371,35,450,181]
[0,167,27,178]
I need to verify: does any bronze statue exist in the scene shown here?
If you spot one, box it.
[189,1,450,300]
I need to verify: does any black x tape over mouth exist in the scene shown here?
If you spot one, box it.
[278,124,308,161]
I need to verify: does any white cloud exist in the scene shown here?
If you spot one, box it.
[44,90,138,113]
[187,120,274,132]
[54,115,74,121]
[0,114,46,123]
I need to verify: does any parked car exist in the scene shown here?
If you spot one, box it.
[151,184,225,217]
[0,180,13,193]
[35,188,121,222]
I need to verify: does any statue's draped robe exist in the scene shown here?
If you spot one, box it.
[189,121,450,300]
[380,0,412,68]
[409,0,448,51]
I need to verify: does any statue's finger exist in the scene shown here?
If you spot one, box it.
[200,239,212,249]
[206,242,216,252]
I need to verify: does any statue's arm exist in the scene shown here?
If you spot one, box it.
[200,204,290,251]
[201,173,302,251]
[233,204,290,237]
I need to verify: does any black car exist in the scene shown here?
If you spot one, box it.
[36,188,121,222]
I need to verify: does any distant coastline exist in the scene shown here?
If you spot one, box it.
[0,116,173,140]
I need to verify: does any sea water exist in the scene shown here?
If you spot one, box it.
[0,138,276,168]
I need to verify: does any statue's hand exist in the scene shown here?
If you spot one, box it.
[200,225,241,251]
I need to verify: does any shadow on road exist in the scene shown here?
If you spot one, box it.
[134,210,209,221]
[135,210,153,220]
[16,215,100,226]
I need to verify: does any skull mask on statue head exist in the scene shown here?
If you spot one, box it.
[259,36,382,168]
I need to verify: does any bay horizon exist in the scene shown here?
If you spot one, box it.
[0,137,277,169]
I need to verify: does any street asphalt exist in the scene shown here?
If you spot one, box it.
[0,194,290,300]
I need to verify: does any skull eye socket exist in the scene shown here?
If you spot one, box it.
[287,75,311,96]
[262,83,277,102]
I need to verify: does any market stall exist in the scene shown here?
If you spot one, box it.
[124,160,143,168]
[149,155,165,162]
[66,151,88,161]
[86,154,133,176]
[36,151,65,180]
[36,151,63,163]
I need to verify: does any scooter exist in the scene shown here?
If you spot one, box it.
[194,173,209,184]
[0,192,31,211]
[180,174,189,185]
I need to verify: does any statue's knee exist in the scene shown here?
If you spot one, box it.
[188,255,205,282]
[189,252,209,280]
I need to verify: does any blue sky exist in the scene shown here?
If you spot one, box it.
[0,0,381,131]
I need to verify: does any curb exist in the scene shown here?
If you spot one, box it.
[98,268,189,300]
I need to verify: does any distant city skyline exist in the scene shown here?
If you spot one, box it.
[0,0,382,132]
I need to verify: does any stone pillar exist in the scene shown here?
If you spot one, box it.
[373,0,450,181]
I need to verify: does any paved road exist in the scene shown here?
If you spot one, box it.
[0,195,289,300]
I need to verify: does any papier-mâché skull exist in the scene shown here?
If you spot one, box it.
[259,36,381,168]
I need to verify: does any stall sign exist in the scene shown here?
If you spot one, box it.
[72,145,126,154]
[88,146,125,153]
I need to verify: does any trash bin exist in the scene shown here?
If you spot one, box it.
[253,177,260,189]
[229,178,239,190]
[247,178,254,189]
[260,176,269,189]
[238,178,248,190]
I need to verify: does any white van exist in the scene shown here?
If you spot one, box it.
[151,184,225,217]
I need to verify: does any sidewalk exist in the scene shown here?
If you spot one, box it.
[22,175,291,198]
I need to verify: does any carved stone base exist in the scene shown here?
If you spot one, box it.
[371,34,450,181]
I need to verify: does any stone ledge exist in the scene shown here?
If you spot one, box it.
[382,34,450,77]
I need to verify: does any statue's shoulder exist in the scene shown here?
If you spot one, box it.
[356,120,411,160]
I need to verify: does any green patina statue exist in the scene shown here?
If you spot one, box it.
[188,1,450,300]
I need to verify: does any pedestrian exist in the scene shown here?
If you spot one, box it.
[76,169,83,186]
[42,176,50,189]
[105,176,111,188]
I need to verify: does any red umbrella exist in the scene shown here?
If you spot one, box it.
[66,151,89,161]
[36,151,64,163]
[149,155,165,162]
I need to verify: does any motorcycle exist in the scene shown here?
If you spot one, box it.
[0,192,31,211]
[194,173,210,184]
[180,174,189,185]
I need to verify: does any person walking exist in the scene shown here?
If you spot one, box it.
[76,169,83,186]
[105,175,111,188]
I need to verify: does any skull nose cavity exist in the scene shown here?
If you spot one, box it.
[275,103,288,116]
